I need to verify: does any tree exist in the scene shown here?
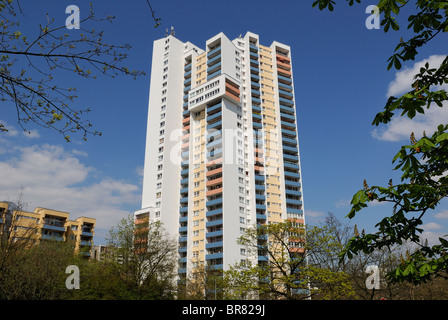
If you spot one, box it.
[106,214,177,299]
[312,0,448,285]
[222,220,355,300]
[0,0,148,141]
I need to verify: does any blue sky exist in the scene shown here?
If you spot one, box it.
[0,0,447,245]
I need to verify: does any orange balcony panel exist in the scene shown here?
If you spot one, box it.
[287,218,305,225]
[277,60,291,70]
[182,117,190,124]
[206,187,223,197]
[206,167,223,177]
[182,133,190,141]
[277,68,291,77]
[206,157,223,167]
[276,53,290,63]
[225,82,240,95]
[254,148,263,155]
[206,177,223,187]
[254,165,264,171]
[254,156,264,163]
[225,91,240,103]
[181,142,189,149]
[182,125,190,131]
[289,247,305,253]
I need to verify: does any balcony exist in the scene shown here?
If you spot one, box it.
[207,69,221,81]
[253,122,262,129]
[179,206,188,213]
[206,219,223,228]
[256,194,266,201]
[207,111,221,123]
[207,102,222,115]
[278,82,293,91]
[282,128,297,137]
[283,154,299,162]
[278,74,292,84]
[284,162,300,170]
[206,198,223,207]
[206,241,223,249]
[283,145,298,153]
[280,104,295,113]
[206,166,222,177]
[207,138,222,150]
[180,197,189,204]
[206,187,223,197]
[285,179,300,187]
[42,224,65,232]
[206,208,223,218]
[281,112,296,122]
[287,208,303,215]
[206,148,222,159]
[207,61,221,74]
[252,97,261,105]
[206,252,223,260]
[207,46,221,59]
[286,199,302,206]
[207,120,222,131]
[207,53,221,66]
[279,97,294,106]
[206,230,223,238]
[41,234,64,241]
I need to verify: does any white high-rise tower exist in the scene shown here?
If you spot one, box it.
[136,31,305,283]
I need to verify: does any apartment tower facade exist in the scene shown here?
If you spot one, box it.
[136,31,305,280]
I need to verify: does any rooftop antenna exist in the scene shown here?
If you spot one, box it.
[170,26,175,36]
[165,28,169,37]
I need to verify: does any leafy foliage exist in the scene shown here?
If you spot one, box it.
[0,0,146,141]
[313,0,448,284]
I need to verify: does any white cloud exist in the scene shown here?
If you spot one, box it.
[371,104,448,142]
[0,144,140,244]
[372,55,448,142]
[0,119,40,139]
[335,199,351,208]
[422,222,443,231]
[387,55,447,97]
[434,209,448,220]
